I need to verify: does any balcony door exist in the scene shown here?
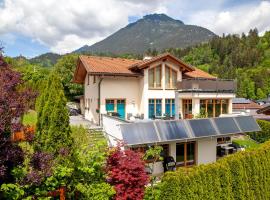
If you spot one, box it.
[105,99,126,119]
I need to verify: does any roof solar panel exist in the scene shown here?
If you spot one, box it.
[120,122,159,145]
[234,116,261,132]
[155,120,190,141]
[188,118,217,137]
[213,117,241,135]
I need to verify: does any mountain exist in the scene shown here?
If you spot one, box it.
[74,14,216,54]
[29,52,61,67]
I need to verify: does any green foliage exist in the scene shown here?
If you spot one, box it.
[232,137,260,149]
[76,182,115,200]
[158,140,270,200]
[35,73,72,154]
[53,54,83,100]
[0,184,25,200]
[248,120,270,143]
[22,110,37,126]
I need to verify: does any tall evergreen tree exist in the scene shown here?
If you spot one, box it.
[35,73,72,154]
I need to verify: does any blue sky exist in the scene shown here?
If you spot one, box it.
[0,0,269,58]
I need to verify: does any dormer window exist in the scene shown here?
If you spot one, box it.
[148,65,162,89]
[165,65,177,89]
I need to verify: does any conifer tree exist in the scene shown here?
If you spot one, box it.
[35,73,72,154]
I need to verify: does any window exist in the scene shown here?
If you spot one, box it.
[176,142,196,166]
[183,99,192,119]
[105,99,126,119]
[200,99,229,118]
[87,74,90,85]
[149,99,162,118]
[165,65,177,89]
[93,75,96,84]
[165,99,175,117]
[148,65,162,89]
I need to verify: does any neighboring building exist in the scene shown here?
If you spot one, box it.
[73,53,260,175]
[232,98,262,115]
[257,104,270,115]
[73,53,236,124]
[256,95,270,105]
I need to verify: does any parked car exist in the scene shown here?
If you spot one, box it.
[67,107,80,116]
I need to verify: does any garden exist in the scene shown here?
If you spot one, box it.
[3,51,270,200]
[0,56,151,200]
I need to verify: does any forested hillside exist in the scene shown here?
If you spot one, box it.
[3,29,270,100]
[160,29,270,100]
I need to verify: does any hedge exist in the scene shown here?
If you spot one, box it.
[248,120,270,143]
[158,140,270,200]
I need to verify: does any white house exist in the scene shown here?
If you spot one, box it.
[73,53,260,175]
[73,53,235,124]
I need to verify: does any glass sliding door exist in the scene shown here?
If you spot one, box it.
[183,99,192,119]
[165,99,175,117]
[200,99,229,118]
[176,143,185,166]
[105,99,125,119]
[176,142,196,167]
[117,100,125,119]
[148,99,162,118]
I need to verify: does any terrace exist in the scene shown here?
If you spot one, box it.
[177,78,237,93]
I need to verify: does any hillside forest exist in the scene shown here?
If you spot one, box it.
[3,28,270,100]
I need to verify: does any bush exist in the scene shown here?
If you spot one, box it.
[248,120,270,143]
[158,140,270,200]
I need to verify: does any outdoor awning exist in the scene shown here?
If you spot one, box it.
[119,116,261,146]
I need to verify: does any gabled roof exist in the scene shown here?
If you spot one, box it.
[129,53,194,72]
[232,98,262,110]
[184,68,216,79]
[73,53,215,84]
[80,55,141,75]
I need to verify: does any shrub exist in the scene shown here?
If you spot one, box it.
[106,144,149,200]
[158,140,270,200]
[248,120,270,143]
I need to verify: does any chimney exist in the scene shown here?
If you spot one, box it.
[143,55,152,60]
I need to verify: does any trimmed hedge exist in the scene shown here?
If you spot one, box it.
[248,120,270,143]
[159,140,270,200]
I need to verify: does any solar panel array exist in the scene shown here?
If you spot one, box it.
[119,116,261,145]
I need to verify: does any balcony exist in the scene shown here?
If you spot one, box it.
[177,78,236,93]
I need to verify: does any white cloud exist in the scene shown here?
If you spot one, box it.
[0,0,166,53]
[1,0,270,54]
[186,1,270,35]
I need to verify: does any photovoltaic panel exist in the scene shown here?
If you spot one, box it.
[155,120,190,141]
[234,116,261,132]
[188,118,217,137]
[213,117,241,135]
[120,122,159,145]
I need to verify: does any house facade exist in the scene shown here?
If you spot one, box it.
[73,53,236,124]
[73,53,260,175]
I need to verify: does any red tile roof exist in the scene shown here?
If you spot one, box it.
[129,53,194,72]
[233,101,262,110]
[80,55,141,76]
[73,54,215,83]
[184,68,216,79]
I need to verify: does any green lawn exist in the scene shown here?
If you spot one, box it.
[22,110,37,126]
[232,137,260,149]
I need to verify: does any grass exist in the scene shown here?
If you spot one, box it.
[22,110,37,126]
[232,136,260,149]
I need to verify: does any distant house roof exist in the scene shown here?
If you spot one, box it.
[73,53,216,84]
[257,104,270,115]
[232,98,251,104]
[232,98,262,110]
